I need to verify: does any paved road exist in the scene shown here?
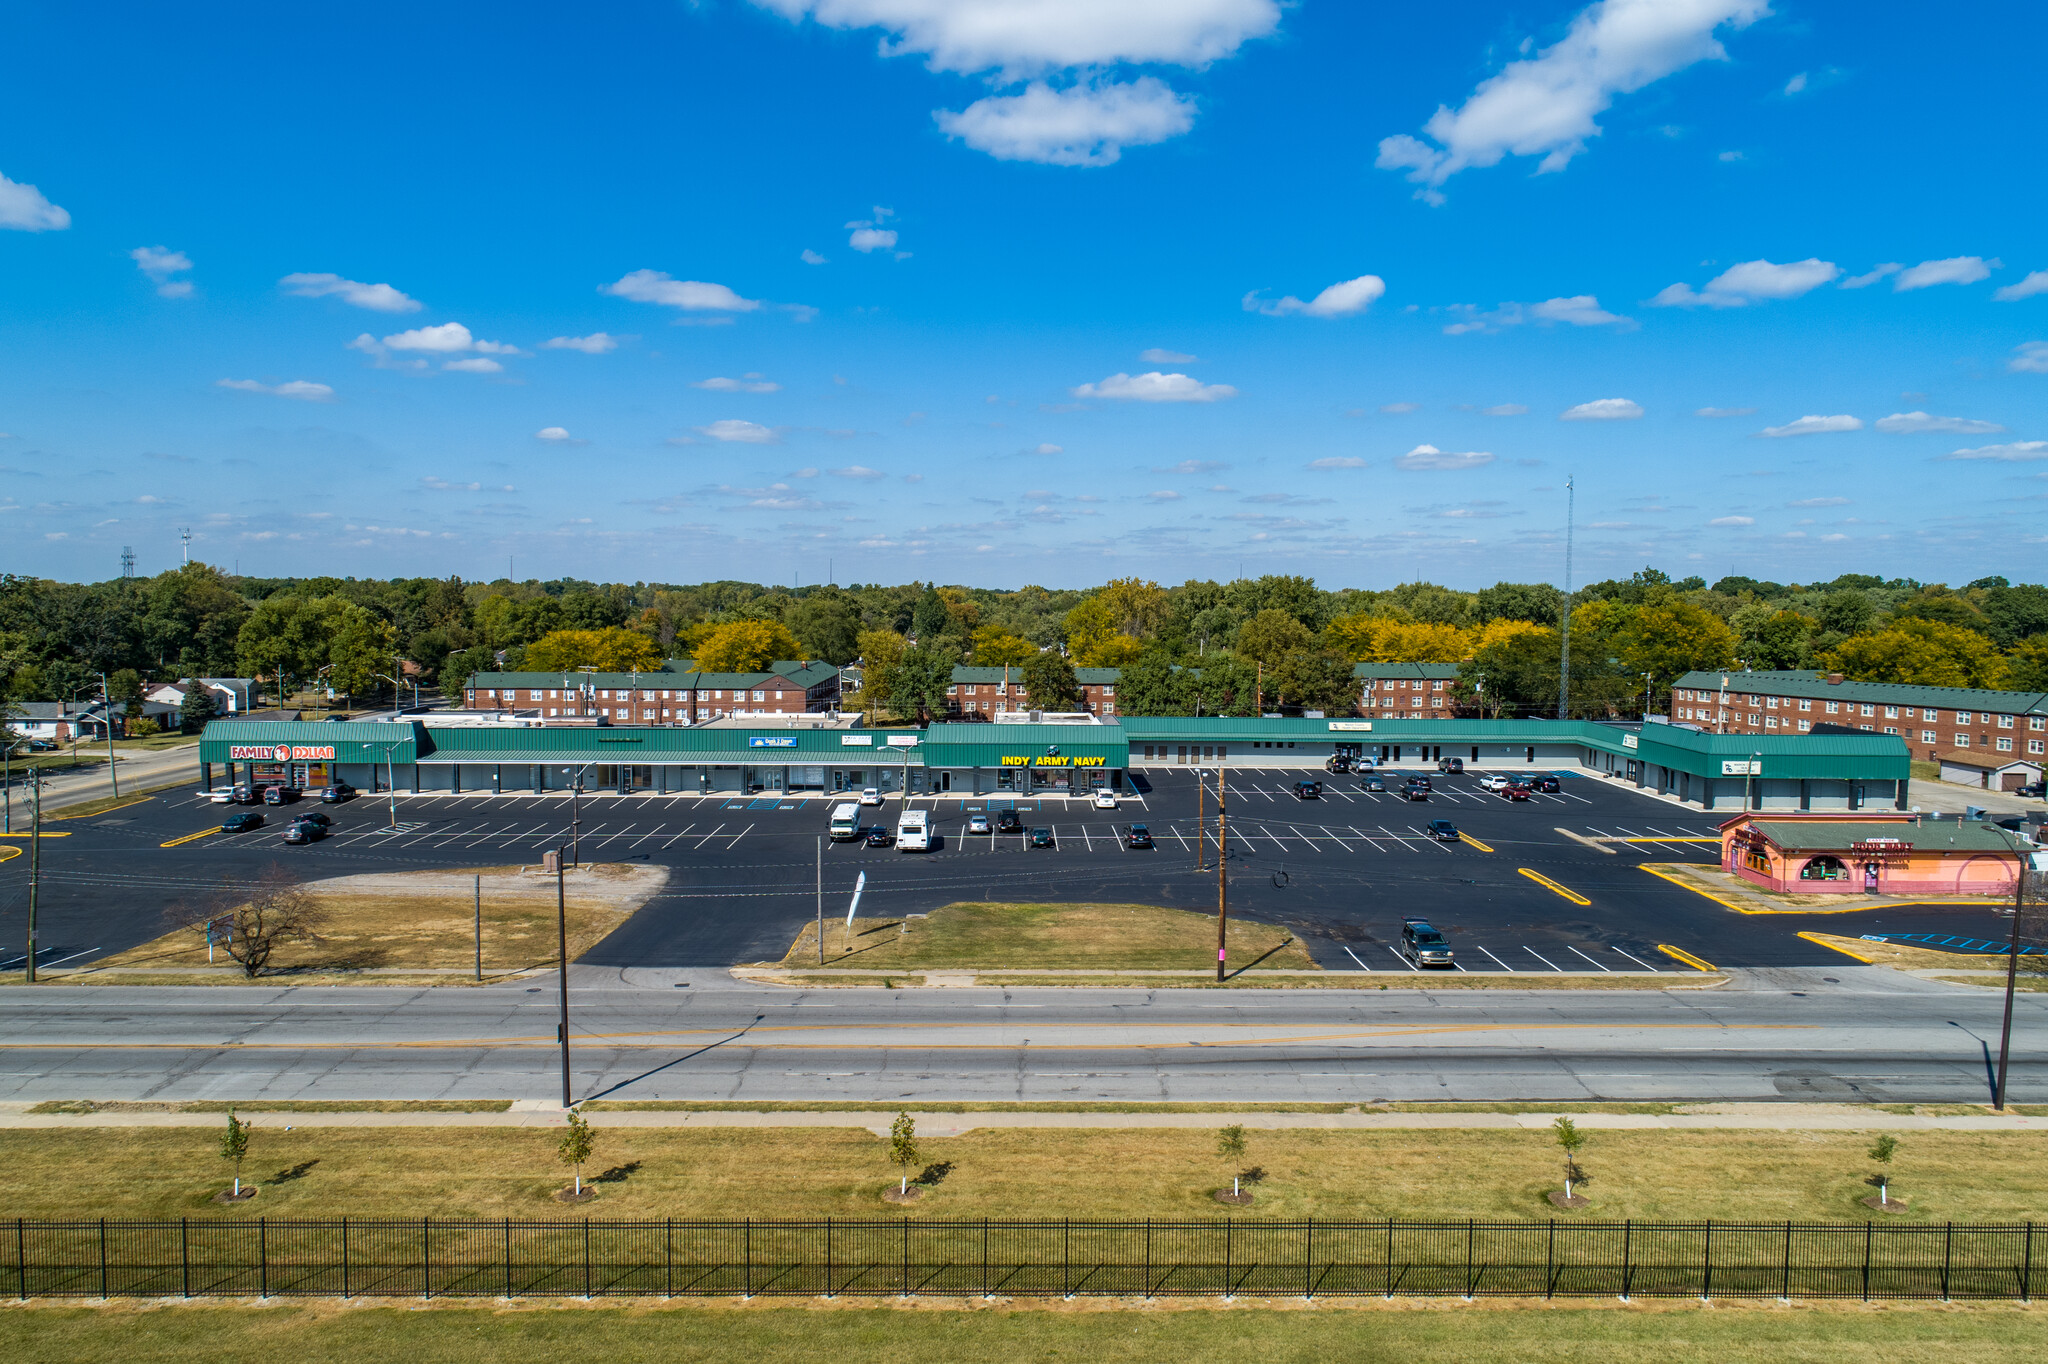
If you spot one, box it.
[1,966,2039,1106]
[5,742,201,818]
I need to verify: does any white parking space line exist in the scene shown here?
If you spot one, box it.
[1169,826,1190,850]
[1342,946,1373,971]
[1349,827,1390,851]
[1611,947,1660,971]
[1405,825,1453,853]
[1524,946,1564,972]
[1392,946,1418,972]
[629,826,664,848]
[725,823,753,848]
[692,824,726,849]
[1476,945,1517,972]
[594,824,640,846]
[462,823,518,847]
[1080,824,1094,851]
[1318,825,1354,851]
[1565,945,1613,972]
[497,821,553,848]
[1377,825,1423,848]
[658,824,698,849]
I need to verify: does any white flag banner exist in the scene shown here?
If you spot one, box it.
[845,871,866,930]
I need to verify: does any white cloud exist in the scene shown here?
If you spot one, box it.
[1379,402,1420,414]
[1032,443,1063,454]
[1838,263,1901,289]
[700,419,780,444]
[1396,444,1494,470]
[1993,270,2048,303]
[131,246,194,298]
[1140,348,1196,364]
[1307,457,1369,469]
[1375,0,1768,202]
[752,0,1281,71]
[937,77,1195,166]
[1529,294,1632,327]
[602,270,763,312]
[693,374,781,393]
[849,227,897,252]
[1783,71,1807,94]
[1482,404,1530,416]
[1709,515,1754,526]
[535,427,583,443]
[382,322,477,352]
[1758,414,1863,437]
[1941,441,2048,462]
[801,248,828,265]
[1649,258,1840,308]
[1146,489,1185,502]
[1560,398,1642,421]
[0,171,70,231]
[278,272,422,312]
[2012,342,2048,373]
[1788,497,1848,507]
[1874,411,2004,435]
[541,333,619,353]
[1070,371,1237,402]
[1894,256,1998,291]
[1153,459,1229,474]
[217,379,335,402]
[830,465,887,479]
[1244,274,1385,318]
[1695,406,1757,417]
[442,357,502,373]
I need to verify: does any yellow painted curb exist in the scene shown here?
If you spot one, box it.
[160,827,223,848]
[0,832,71,838]
[52,796,156,820]
[1517,867,1590,905]
[1641,863,1990,917]
[1798,931,1877,963]
[1459,834,1494,853]
[0,846,17,864]
[1658,944,1718,972]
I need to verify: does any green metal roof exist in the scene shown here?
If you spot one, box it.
[918,721,1126,769]
[1353,662,1460,679]
[199,719,421,764]
[1747,819,2020,853]
[418,724,921,763]
[1676,669,2048,716]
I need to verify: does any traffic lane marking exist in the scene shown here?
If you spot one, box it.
[159,828,222,848]
[1518,868,1591,905]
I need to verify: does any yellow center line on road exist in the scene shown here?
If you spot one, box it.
[1517,867,1590,905]
[1457,834,1494,852]
[1657,944,1718,973]
[160,828,223,848]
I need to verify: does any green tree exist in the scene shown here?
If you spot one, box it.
[1553,1116,1587,1200]
[558,1110,597,1197]
[888,1110,920,1197]
[891,643,958,724]
[1978,583,2048,648]
[527,626,668,673]
[179,682,218,733]
[1868,1134,1897,1207]
[328,603,400,699]
[785,594,862,664]
[1266,650,1357,713]
[1825,619,2010,689]
[1217,1123,1248,1199]
[220,1112,251,1198]
[2006,638,2048,693]
[1021,649,1080,710]
[1234,608,1314,667]
[910,584,951,641]
[856,629,906,715]
[1113,650,1192,716]
[441,644,500,702]
[1474,581,1563,627]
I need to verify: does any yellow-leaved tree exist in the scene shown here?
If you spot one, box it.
[524,627,665,673]
[691,620,804,674]
[971,626,1036,667]
[1824,619,2010,689]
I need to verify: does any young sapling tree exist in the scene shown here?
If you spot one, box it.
[1553,1116,1587,1201]
[220,1112,251,1198]
[1869,1134,1898,1207]
[889,1111,920,1196]
[558,1110,596,1197]
[1217,1123,1248,1198]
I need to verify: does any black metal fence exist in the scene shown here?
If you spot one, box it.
[3,1218,2041,1300]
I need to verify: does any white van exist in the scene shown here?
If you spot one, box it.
[895,808,931,852]
[828,802,862,841]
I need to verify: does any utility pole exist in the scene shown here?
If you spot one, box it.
[816,836,824,966]
[556,848,572,1109]
[25,770,42,982]
[1214,768,1229,983]
[1557,475,1575,720]
[474,873,482,983]
[100,673,119,800]
[1993,835,2043,1111]
[1195,765,1206,871]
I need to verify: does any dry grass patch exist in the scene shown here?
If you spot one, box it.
[1805,933,2048,988]
[83,863,664,979]
[768,901,1316,973]
[4,1125,2046,1225]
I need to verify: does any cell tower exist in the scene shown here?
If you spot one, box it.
[180,528,191,564]
[121,546,136,579]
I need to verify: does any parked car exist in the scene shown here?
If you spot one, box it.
[1362,775,1385,793]
[221,812,265,833]
[1534,774,1562,793]
[1408,774,1433,791]
[231,786,261,805]
[1294,779,1323,800]
[966,813,991,835]
[863,826,894,848]
[1502,783,1531,802]
[320,782,354,803]
[1436,757,1465,774]
[1426,819,1460,842]
[293,811,333,829]
[1401,783,1430,801]
[282,821,325,844]
[1399,918,1455,968]
[1029,827,1056,849]
[1323,755,1352,774]
[262,786,297,806]
[1480,774,1511,792]
[206,788,240,804]
[996,809,1022,833]
[1125,823,1153,849]
[1093,790,1118,809]
[860,787,883,806]
[2020,781,2047,799]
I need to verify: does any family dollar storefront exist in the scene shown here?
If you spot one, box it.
[200,719,423,794]
[916,722,1129,796]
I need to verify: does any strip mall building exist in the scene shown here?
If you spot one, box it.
[198,714,1911,811]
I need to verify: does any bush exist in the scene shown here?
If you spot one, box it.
[126,716,161,738]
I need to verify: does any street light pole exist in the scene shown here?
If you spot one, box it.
[1214,768,1229,983]
[25,769,43,982]
[99,674,119,800]
[556,845,572,1109]
[1990,828,2044,1111]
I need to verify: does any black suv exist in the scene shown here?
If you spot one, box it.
[1399,918,1454,968]
[1534,773,1561,793]
[863,826,894,848]
[996,809,1022,833]
[1294,779,1323,800]
[1402,782,1430,801]
[1323,755,1352,774]
[1125,824,1153,849]
[1435,756,1464,774]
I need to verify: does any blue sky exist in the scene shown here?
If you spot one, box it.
[3,0,2045,589]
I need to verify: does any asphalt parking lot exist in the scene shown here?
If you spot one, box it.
[0,765,2017,975]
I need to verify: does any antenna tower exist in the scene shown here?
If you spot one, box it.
[181,528,191,564]
[120,547,136,579]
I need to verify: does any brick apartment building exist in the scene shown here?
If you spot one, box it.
[1673,668,2048,789]
[464,659,840,723]
[1355,663,1462,719]
[944,666,1119,719]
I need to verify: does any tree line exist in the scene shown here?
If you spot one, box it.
[3,564,2045,725]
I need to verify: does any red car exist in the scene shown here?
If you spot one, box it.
[1502,783,1532,801]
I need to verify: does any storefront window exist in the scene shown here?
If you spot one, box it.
[1799,856,1847,881]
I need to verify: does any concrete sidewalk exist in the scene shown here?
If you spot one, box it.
[5,1100,2043,1136]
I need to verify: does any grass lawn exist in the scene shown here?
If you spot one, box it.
[767,901,1317,973]
[5,1125,2044,1225]
[11,1301,2048,1364]
[1806,933,2048,990]
[77,864,663,981]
